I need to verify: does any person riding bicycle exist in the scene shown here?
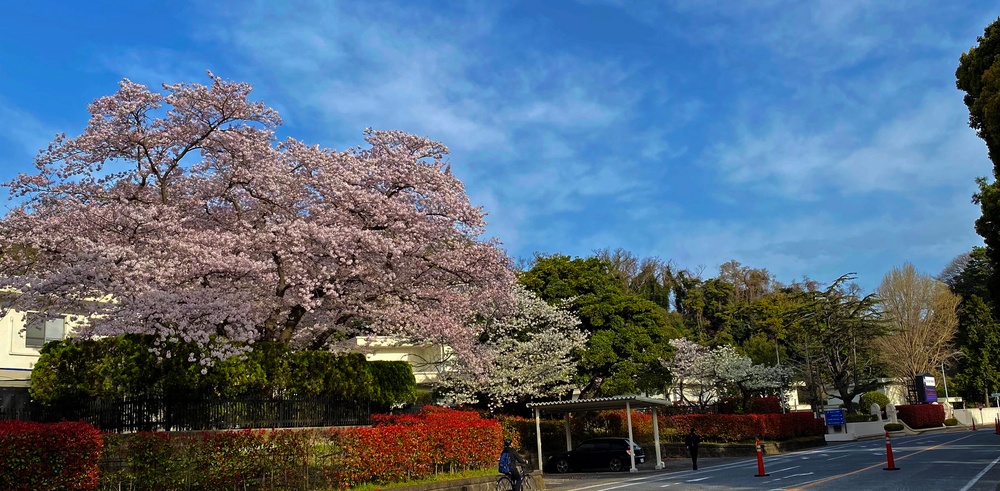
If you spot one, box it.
[499,437,528,491]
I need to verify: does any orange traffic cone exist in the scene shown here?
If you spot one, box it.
[754,439,769,477]
[884,431,899,471]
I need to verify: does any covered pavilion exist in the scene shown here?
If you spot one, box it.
[525,395,673,473]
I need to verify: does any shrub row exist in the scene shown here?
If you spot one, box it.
[668,412,824,442]
[101,429,313,490]
[895,404,945,429]
[0,421,103,491]
[97,406,500,490]
[32,336,415,408]
[329,406,501,487]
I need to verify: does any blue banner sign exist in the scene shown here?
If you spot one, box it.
[825,409,845,426]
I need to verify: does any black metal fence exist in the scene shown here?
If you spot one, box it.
[0,388,370,432]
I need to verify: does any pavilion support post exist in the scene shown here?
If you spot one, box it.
[535,408,544,472]
[652,406,663,469]
[565,413,573,451]
[626,401,638,472]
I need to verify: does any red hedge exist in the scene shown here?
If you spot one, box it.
[0,421,103,491]
[669,412,824,442]
[328,406,502,487]
[895,404,945,429]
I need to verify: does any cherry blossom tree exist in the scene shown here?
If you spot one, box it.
[436,284,587,408]
[666,338,791,411]
[0,73,514,364]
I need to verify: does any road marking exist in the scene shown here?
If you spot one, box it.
[768,466,800,474]
[824,455,849,461]
[958,453,1000,491]
[786,433,978,491]
[684,477,709,482]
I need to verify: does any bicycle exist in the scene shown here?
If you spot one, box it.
[496,463,533,491]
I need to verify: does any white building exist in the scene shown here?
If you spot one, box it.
[0,309,71,387]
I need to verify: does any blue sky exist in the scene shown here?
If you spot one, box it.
[0,1,996,293]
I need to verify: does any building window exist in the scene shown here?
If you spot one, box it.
[25,314,65,348]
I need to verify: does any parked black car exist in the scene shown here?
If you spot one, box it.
[544,437,645,473]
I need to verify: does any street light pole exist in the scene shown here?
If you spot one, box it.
[942,361,949,404]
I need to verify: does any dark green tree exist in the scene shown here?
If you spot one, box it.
[520,254,680,397]
[957,18,1000,309]
[786,275,888,413]
[942,247,1000,404]
[953,295,1000,404]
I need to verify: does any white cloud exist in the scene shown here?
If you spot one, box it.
[713,90,988,199]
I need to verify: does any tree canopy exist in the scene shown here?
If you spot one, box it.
[0,74,513,363]
[875,264,960,384]
[520,253,680,397]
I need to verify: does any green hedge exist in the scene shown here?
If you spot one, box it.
[0,421,103,491]
[31,336,415,407]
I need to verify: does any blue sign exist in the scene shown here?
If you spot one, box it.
[825,409,845,426]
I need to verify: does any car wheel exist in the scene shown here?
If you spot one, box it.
[555,458,570,473]
[609,457,623,472]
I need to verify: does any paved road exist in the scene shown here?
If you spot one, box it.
[542,428,1000,491]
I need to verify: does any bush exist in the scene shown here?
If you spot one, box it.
[748,397,782,414]
[884,423,904,431]
[31,336,417,407]
[846,413,877,423]
[858,391,890,414]
[944,418,959,426]
[668,412,824,443]
[895,404,945,429]
[0,421,103,491]
[99,407,499,490]
[100,429,313,490]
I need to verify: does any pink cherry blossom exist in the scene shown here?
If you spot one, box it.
[0,72,515,363]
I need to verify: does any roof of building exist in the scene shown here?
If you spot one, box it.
[525,395,671,412]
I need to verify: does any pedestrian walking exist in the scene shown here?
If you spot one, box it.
[684,427,701,470]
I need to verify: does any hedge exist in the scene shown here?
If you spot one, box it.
[895,404,945,429]
[32,336,415,407]
[98,406,500,490]
[0,421,103,491]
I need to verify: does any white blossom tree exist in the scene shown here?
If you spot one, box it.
[436,285,587,409]
[666,338,791,411]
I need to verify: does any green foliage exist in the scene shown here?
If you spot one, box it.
[945,418,959,426]
[370,361,417,408]
[958,18,1000,310]
[0,421,103,491]
[845,413,877,423]
[884,423,904,431]
[100,429,317,490]
[858,391,890,413]
[521,254,679,397]
[30,336,416,406]
[953,295,1000,403]
[786,275,888,413]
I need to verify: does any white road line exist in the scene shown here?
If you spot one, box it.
[685,477,709,482]
[959,453,1000,491]
[768,466,800,474]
